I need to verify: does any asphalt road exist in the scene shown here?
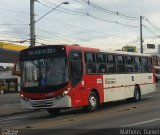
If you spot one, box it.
[0,93,20,105]
[0,84,160,135]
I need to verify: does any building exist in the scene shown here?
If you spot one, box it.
[0,42,28,63]
[122,45,137,53]
[0,42,28,93]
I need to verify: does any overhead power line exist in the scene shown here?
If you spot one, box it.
[143,25,160,37]
[144,17,160,32]
[38,0,139,29]
[38,0,86,16]
[146,37,160,45]
[73,0,139,20]
[89,14,139,28]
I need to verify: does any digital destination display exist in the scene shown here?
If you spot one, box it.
[28,48,55,56]
[20,45,66,60]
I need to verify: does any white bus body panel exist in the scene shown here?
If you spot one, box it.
[103,73,156,102]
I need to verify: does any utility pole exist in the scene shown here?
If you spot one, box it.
[140,16,143,53]
[30,0,36,47]
[30,1,68,47]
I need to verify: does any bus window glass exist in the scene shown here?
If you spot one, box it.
[141,57,148,72]
[117,55,124,64]
[134,57,141,72]
[126,56,133,65]
[70,51,82,60]
[85,52,96,73]
[21,57,68,87]
[148,58,152,72]
[107,55,115,64]
[116,55,126,73]
[97,53,107,73]
[107,54,116,73]
[97,54,106,63]
[126,56,134,73]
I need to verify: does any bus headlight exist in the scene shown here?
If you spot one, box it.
[63,90,69,96]
[55,88,71,99]
[20,93,24,98]
[63,88,71,96]
[20,93,29,101]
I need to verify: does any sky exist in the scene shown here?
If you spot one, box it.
[0,0,160,51]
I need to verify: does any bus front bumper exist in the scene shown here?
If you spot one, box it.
[20,95,72,110]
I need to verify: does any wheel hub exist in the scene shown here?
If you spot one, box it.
[89,96,96,107]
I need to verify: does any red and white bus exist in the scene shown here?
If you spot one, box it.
[152,55,160,82]
[16,45,156,114]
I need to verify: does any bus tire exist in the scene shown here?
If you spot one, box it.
[133,86,141,102]
[87,91,99,112]
[47,108,60,115]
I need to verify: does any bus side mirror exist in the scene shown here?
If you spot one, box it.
[12,58,21,76]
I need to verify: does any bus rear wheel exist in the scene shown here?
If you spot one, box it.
[47,108,60,115]
[133,86,141,102]
[87,92,99,112]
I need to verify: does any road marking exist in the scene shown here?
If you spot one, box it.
[0,112,45,122]
[1,119,19,124]
[121,117,160,127]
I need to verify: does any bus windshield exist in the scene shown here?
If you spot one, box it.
[21,57,68,87]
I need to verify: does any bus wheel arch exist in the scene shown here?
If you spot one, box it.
[86,89,100,112]
[133,84,141,102]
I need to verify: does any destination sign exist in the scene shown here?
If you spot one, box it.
[28,48,55,56]
[20,46,66,60]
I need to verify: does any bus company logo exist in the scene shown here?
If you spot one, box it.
[105,78,116,84]
[97,78,102,84]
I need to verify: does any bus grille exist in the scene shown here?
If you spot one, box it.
[29,98,56,108]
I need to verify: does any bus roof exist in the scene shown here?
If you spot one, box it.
[100,49,152,57]
[22,44,152,57]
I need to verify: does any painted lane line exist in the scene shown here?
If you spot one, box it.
[1,119,19,124]
[0,112,45,122]
[121,117,160,127]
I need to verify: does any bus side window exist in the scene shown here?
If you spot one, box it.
[126,56,134,73]
[85,52,96,74]
[141,57,148,72]
[116,55,126,73]
[148,58,152,73]
[134,57,141,72]
[96,53,107,73]
[107,54,116,73]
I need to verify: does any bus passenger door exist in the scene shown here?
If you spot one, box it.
[69,50,84,107]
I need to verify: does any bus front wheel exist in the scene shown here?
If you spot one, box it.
[47,108,60,115]
[87,92,99,111]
